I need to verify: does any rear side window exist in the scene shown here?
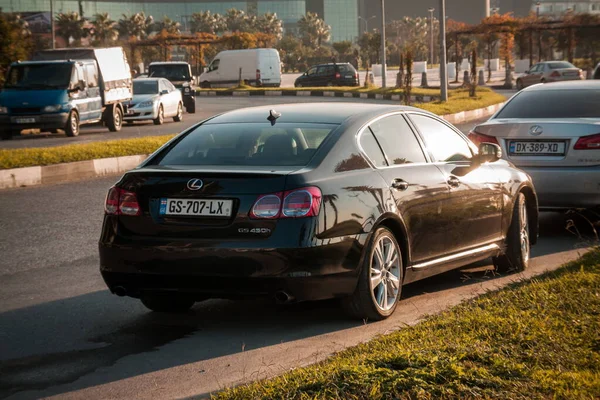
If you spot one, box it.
[369,115,427,165]
[548,62,574,69]
[495,89,600,118]
[359,130,387,167]
[157,123,337,167]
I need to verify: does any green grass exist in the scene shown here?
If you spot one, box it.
[214,248,600,400]
[0,88,503,170]
[0,135,174,170]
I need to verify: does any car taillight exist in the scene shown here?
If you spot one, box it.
[335,72,341,79]
[467,130,499,146]
[574,133,600,150]
[251,194,282,219]
[550,71,561,78]
[104,186,141,216]
[250,187,322,219]
[256,69,261,80]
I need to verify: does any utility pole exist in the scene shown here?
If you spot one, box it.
[439,0,448,101]
[50,0,56,49]
[485,0,491,17]
[428,8,435,65]
[380,0,387,88]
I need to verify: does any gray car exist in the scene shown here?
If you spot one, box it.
[516,61,583,90]
[469,81,600,210]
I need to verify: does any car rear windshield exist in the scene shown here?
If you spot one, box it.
[148,65,190,81]
[548,62,575,69]
[133,80,158,95]
[495,89,600,119]
[156,123,338,167]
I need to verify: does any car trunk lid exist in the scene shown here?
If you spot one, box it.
[473,119,600,167]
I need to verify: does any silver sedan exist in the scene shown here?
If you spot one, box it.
[125,78,183,125]
[468,81,600,210]
[516,61,584,90]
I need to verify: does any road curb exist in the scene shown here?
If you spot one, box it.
[196,89,442,103]
[0,102,505,190]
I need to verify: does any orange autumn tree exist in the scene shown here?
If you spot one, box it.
[480,13,517,82]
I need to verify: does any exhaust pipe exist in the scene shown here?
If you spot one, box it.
[274,291,295,304]
[113,286,127,297]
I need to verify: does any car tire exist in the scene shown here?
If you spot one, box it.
[174,102,183,122]
[516,79,524,90]
[0,130,14,140]
[493,193,530,274]
[65,110,80,137]
[141,294,195,313]
[341,227,403,321]
[153,105,164,125]
[106,105,123,132]
[200,81,210,89]
[541,78,546,84]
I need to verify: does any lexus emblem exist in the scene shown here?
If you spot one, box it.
[186,179,203,191]
[529,125,543,136]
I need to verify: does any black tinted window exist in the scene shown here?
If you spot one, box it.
[369,115,426,165]
[410,114,472,162]
[495,89,600,118]
[359,130,386,167]
[157,123,336,167]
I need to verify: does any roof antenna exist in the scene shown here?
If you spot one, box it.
[267,109,281,125]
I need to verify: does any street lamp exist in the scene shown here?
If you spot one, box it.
[428,8,435,65]
[439,0,448,101]
[380,0,387,88]
[358,15,376,33]
[50,0,55,49]
[536,1,542,62]
[536,1,541,17]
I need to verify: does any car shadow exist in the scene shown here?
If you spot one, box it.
[0,212,595,399]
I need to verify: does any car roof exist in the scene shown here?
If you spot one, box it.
[149,62,188,65]
[313,63,352,67]
[521,80,600,92]
[133,77,162,82]
[204,102,433,125]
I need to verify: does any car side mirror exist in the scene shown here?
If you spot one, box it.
[160,89,169,95]
[477,142,502,163]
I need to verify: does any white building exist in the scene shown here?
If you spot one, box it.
[532,0,600,17]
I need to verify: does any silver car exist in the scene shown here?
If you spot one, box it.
[516,61,583,90]
[469,81,600,210]
[125,78,183,125]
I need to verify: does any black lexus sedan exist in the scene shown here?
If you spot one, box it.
[99,103,538,320]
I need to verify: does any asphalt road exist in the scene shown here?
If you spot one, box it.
[0,115,596,398]
[0,89,518,150]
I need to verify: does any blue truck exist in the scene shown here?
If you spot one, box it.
[0,47,132,139]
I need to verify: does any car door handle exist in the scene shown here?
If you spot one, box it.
[447,176,461,187]
[391,179,409,191]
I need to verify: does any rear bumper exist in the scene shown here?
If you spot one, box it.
[520,165,600,209]
[99,236,366,301]
[0,113,69,132]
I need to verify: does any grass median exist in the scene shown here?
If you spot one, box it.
[214,248,600,400]
[0,88,504,170]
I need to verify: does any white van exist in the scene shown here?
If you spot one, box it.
[199,48,281,88]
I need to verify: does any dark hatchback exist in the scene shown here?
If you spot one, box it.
[99,103,538,320]
[294,63,359,87]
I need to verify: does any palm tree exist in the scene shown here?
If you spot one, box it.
[55,12,89,47]
[154,16,180,35]
[298,12,330,47]
[118,12,154,40]
[224,8,248,32]
[257,13,283,40]
[190,10,220,34]
[91,13,118,45]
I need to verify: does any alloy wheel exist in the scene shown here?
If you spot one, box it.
[519,200,530,264]
[370,235,401,311]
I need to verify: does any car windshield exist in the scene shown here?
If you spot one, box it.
[548,62,575,69]
[148,65,190,81]
[495,89,600,118]
[4,63,72,89]
[133,80,159,95]
[156,123,338,167]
